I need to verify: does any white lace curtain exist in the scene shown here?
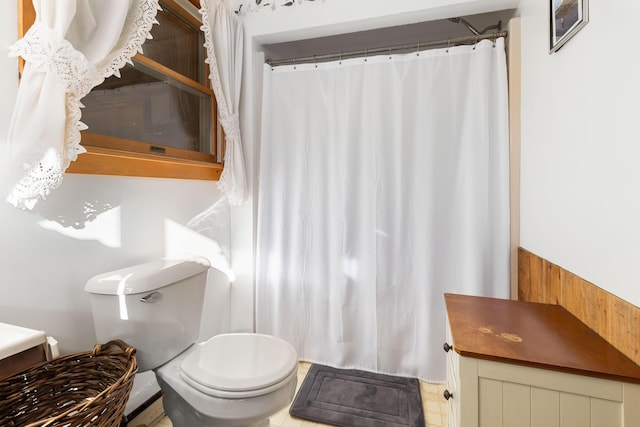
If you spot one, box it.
[5,0,161,209]
[200,0,248,206]
[6,0,248,209]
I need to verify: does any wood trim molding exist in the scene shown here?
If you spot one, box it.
[66,147,222,181]
[81,132,216,164]
[507,17,521,300]
[17,0,35,74]
[518,247,640,367]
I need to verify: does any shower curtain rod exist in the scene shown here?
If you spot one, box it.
[265,31,508,67]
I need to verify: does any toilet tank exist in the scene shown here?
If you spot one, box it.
[84,256,210,372]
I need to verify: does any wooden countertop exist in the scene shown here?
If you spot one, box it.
[444,293,640,384]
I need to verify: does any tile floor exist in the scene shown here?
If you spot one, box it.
[148,362,448,427]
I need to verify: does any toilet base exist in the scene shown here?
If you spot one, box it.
[160,381,284,427]
[155,358,297,427]
[165,414,272,427]
[154,338,297,427]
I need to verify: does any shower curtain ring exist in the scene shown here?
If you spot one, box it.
[473,36,479,50]
[446,39,451,53]
[365,48,368,62]
[416,41,420,56]
[339,51,342,65]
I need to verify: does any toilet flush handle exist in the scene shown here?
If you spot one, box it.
[139,292,163,303]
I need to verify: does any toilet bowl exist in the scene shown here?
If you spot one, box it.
[156,333,298,427]
[84,257,298,427]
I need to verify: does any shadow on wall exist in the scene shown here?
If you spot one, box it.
[30,177,123,247]
[31,177,233,261]
[165,198,235,281]
[165,198,235,340]
[36,201,122,247]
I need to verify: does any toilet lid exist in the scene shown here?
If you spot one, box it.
[180,333,298,392]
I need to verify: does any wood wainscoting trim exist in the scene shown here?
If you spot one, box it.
[518,247,640,367]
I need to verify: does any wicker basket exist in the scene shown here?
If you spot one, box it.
[0,339,137,427]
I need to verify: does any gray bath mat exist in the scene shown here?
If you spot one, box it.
[289,364,425,427]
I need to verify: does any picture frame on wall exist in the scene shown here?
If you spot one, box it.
[550,0,589,53]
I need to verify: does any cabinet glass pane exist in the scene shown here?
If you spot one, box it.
[82,63,212,153]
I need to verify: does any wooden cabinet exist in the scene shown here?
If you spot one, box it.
[444,294,640,427]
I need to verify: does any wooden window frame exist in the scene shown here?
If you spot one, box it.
[18,0,223,181]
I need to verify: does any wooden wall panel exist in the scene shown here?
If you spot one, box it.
[518,247,640,367]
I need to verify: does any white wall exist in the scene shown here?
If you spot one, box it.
[519,0,640,307]
[0,3,238,355]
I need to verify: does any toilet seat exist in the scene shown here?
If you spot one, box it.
[180,333,298,399]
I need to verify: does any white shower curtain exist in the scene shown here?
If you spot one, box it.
[256,38,510,382]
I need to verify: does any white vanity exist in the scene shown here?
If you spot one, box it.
[444,293,640,427]
[0,322,48,378]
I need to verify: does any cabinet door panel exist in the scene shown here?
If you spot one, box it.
[591,398,622,427]
[445,319,460,427]
[559,394,590,427]
[531,388,560,427]
[479,378,502,427]
[503,382,531,427]
[623,384,640,427]
[447,398,458,427]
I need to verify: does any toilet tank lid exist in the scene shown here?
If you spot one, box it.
[84,256,210,295]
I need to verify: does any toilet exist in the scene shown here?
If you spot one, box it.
[84,256,298,427]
